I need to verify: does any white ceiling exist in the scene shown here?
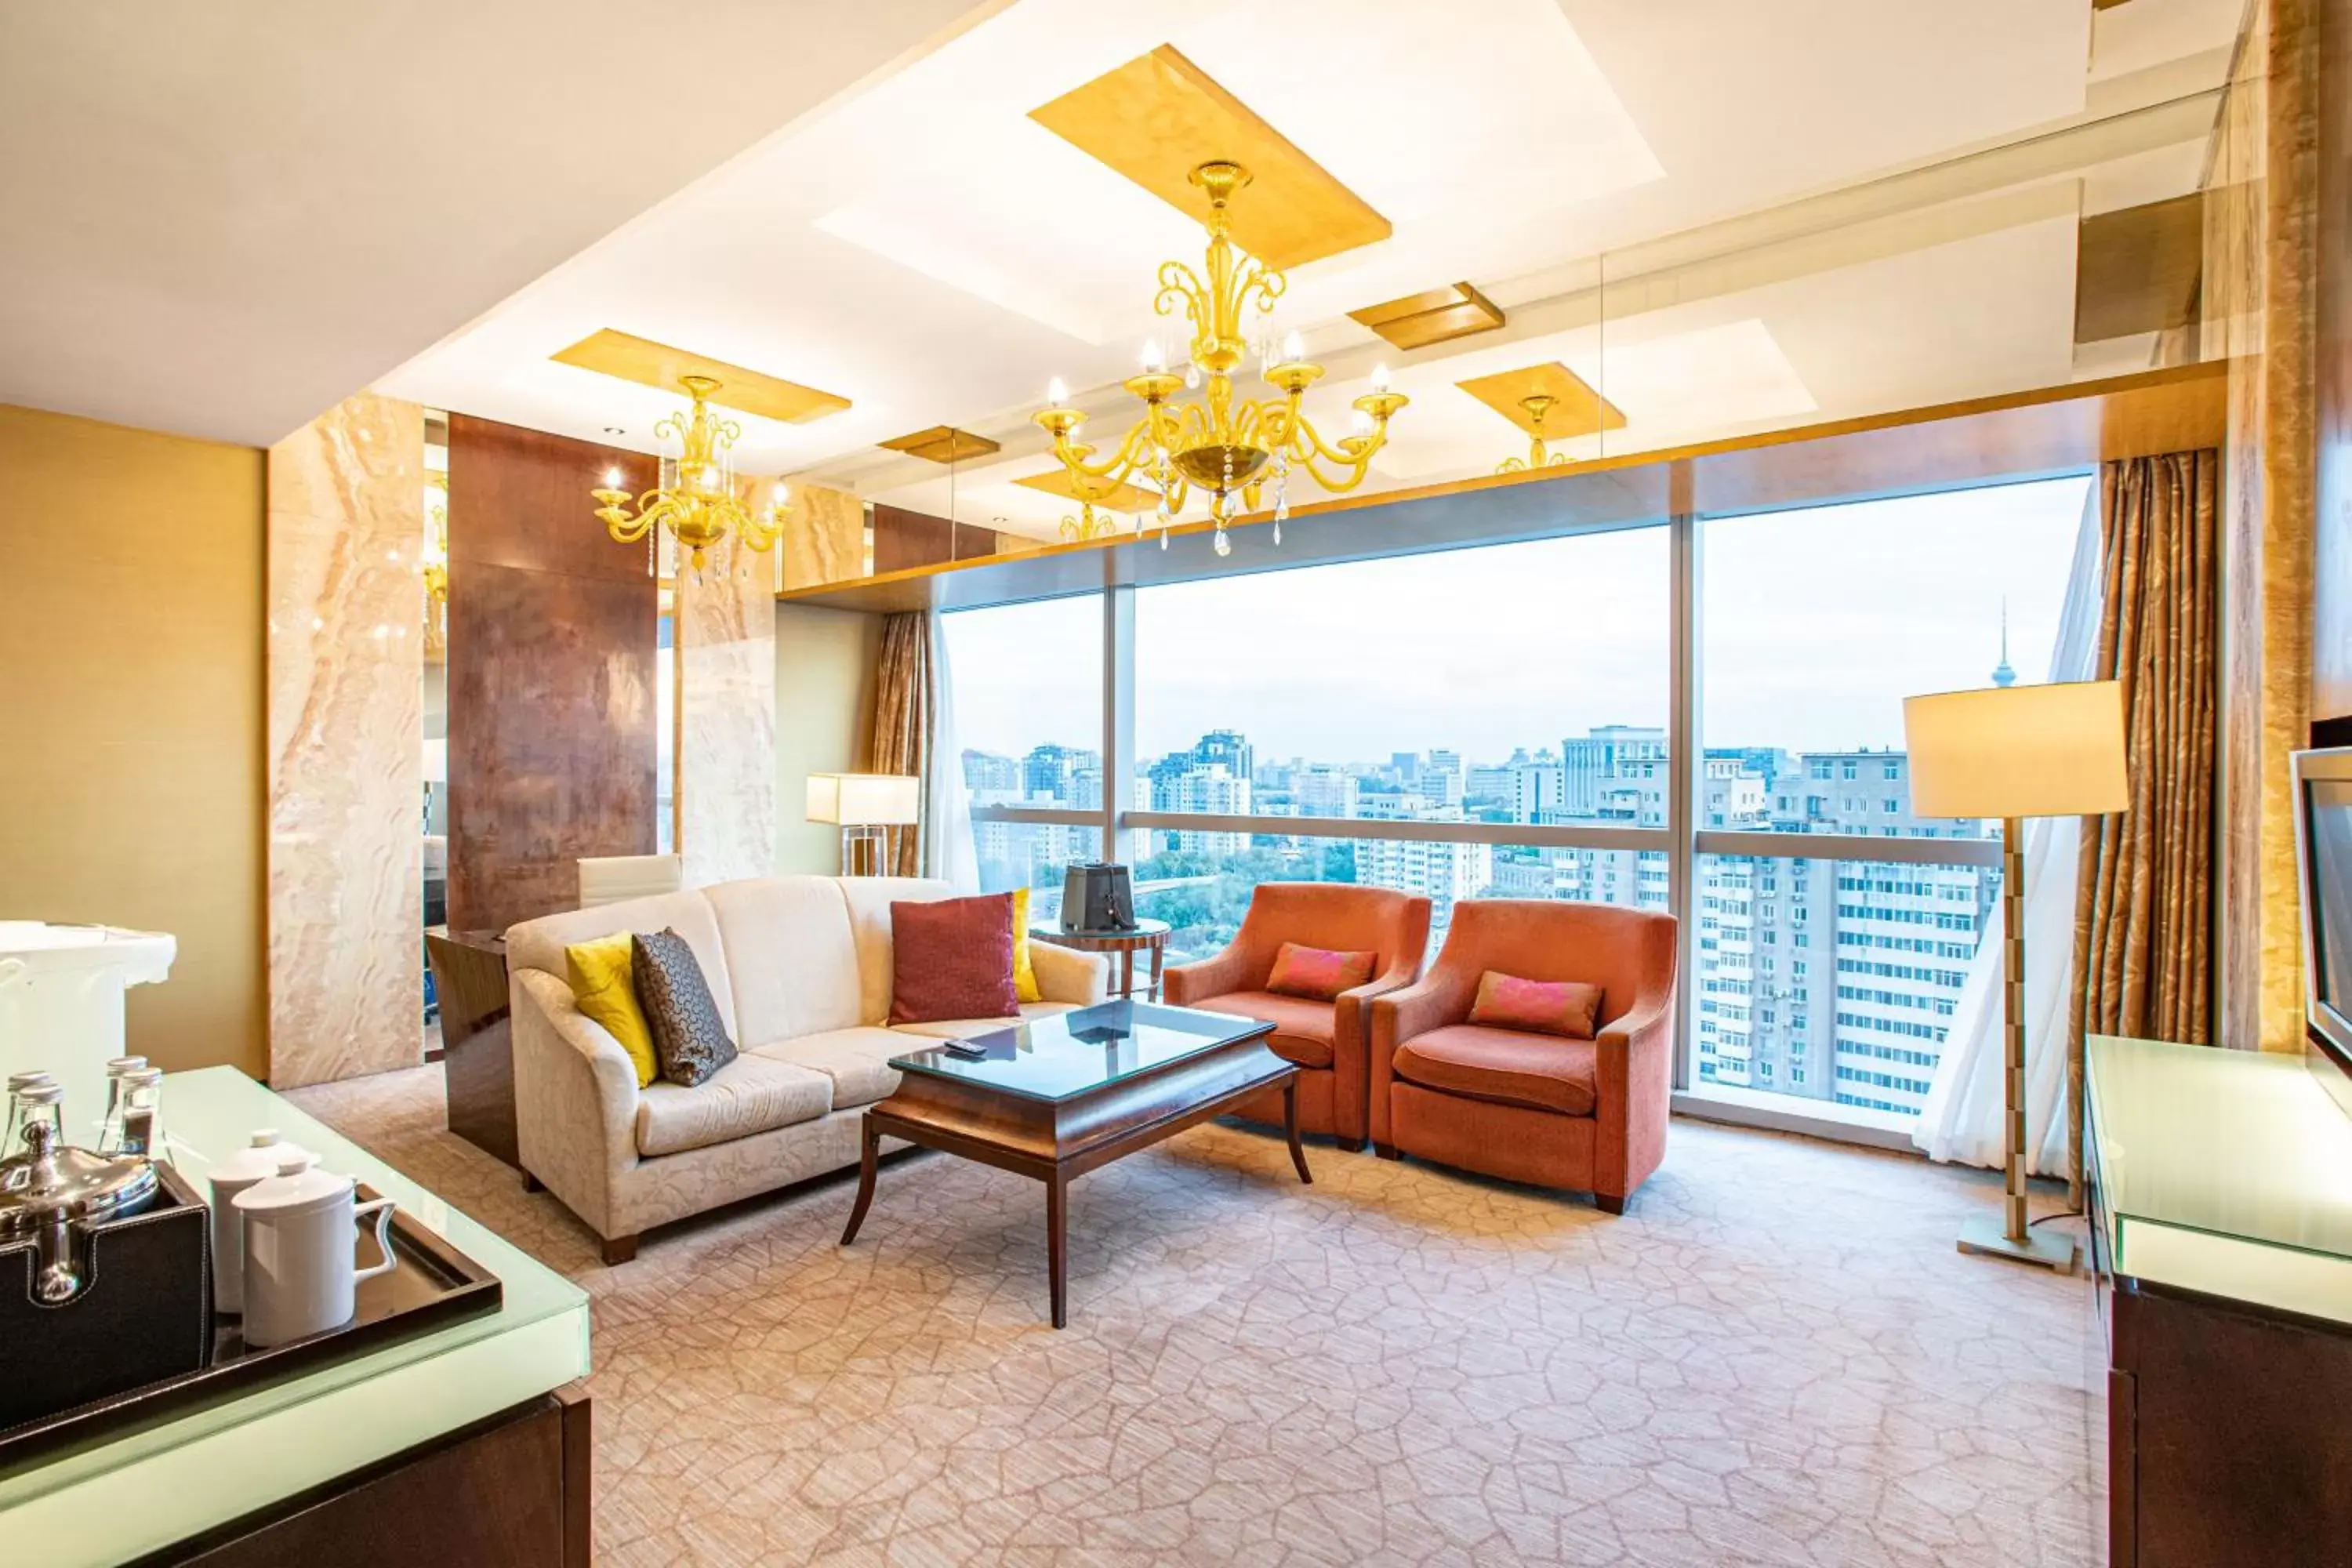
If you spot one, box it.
[0,0,994,445]
[365,0,2241,539]
[9,0,2235,524]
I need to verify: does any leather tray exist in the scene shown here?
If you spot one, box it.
[0,1181,502,1475]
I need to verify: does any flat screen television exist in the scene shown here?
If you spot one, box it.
[2292,746,2352,1115]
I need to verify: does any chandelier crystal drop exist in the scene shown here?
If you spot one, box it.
[1034,160,1408,539]
[590,376,792,571]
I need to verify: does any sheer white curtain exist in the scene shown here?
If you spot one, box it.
[1911,486,2103,1174]
[922,612,979,891]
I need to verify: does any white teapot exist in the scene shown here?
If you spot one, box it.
[205,1129,318,1315]
[233,1152,397,1347]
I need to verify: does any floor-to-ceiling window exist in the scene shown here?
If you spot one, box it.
[941,595,1103,921]
[939,470,2092,1143]
[1691,477,2089,1129]
[1128,528,1671,961]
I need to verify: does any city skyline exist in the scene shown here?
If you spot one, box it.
[941,474,2092,764]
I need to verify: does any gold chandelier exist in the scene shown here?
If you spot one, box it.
[1494,394,1576,476]
[422,469,450,604]
[1033,160,1408,556]
[591,375,791,571]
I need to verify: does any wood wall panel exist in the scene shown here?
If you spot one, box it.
[2316,0,2352,724]
[871,504,1000,574]
[446,416,658,935]
[2216,0,2321,1052]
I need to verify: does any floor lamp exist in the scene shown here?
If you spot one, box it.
[806,773,920,877]
[1903,679,2129,1272]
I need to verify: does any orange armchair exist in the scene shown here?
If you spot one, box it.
[1165,884,1431,1150]
[1370,900,1678,1210]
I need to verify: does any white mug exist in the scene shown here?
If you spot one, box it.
[234,1154,397,1347]
[205,1129,317,1315]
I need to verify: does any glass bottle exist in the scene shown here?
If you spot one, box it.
[100,1065,167,1163]
[4,1071,57,1163]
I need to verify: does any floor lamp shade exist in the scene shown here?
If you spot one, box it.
[1903,680,2131,818]
[805,773,920,877]
[1900,677,2129,1274]
[804,773,920,827]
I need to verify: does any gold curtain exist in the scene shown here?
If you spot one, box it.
[2069,450,2219,1181]
[866,612,930,877]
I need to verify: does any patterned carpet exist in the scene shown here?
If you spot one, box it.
[289,1065,2100,1567]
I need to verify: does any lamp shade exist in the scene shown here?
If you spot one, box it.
[804,772,920,826]
[1902,680,2131,819]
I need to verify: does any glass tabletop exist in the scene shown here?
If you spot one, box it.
[892,1000,1269,1102]
[2087,1034,2352,1326]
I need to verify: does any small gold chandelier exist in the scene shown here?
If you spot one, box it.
[1495,394,1577,476]
[1033,161,1408,557]
[422,469,450,604]
[591,375,790,570]
[1058,500,1123,542]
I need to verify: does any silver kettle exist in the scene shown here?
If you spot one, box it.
[0,1081,160,1304]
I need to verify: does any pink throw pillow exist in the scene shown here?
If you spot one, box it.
[889,895,1019,1024]
[1470,971,1604,1039]
[1265,941,1376,1001]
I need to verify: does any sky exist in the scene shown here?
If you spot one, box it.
[941,474,2093,767]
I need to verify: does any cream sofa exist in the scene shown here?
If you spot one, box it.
[505,875,1108,1262]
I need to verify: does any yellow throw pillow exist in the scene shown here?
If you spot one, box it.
[566,932,659,1089]
[1011,886,1042,1004]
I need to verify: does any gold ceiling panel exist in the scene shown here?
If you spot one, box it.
[1455,363,1628,438]
[1029,45,1390,270]
[1349,283,1505,352]
[551,329,851,425]
[877,425,1002,463]
[1013,470,1160,513]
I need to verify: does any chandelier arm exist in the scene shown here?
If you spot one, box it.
[1296,440,1384,494]
[1155,260,1210,332]
[1286,414,1383,470]
[1051,423,1150,486]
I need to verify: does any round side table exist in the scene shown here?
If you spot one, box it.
[1030,918,1173,1002]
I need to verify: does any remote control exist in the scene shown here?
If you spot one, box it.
[939,1040,989,1061]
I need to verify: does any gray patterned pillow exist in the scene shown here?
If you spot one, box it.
[631,929,738,1087]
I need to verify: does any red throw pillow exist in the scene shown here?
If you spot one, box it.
[1265,941,1377,1001]
[1470,971,1604,1039]
[889,895,1019,1025]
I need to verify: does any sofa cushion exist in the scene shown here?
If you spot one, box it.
[888,1001,1080,1040]
[750,1026,915,1110]
[1469,970,1603,1040]
[834,877,963,1023]
[634,1053,833,1158]
[565,932,658,1088]
[888,894,1019,1024]
[505,890,738,1037]
[1265,942,1375,1002]
[1181,990,1337,1069]
[1392,1022,1598,1117]
[704,877,862,1044]
[633,930,739,1087]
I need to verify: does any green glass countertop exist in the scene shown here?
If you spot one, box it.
[2088,1034,2352,1327]
[0,1066,590,1566]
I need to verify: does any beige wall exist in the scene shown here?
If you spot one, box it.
[0,404,267,1076]
[774,601,879,875]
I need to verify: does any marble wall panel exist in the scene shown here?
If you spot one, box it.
[267,393,426,1087]
[782,482,866,589]
[677,525,778,887]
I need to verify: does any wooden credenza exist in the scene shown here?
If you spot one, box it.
[2086,1034,2352,1566]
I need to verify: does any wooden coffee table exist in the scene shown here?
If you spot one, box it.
[839,1000,1311,1328]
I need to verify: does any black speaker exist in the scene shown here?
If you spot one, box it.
[1061,862,1134,932]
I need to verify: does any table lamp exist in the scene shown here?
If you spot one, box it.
[805,773,920,877]
[1904,679,2129,1271]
